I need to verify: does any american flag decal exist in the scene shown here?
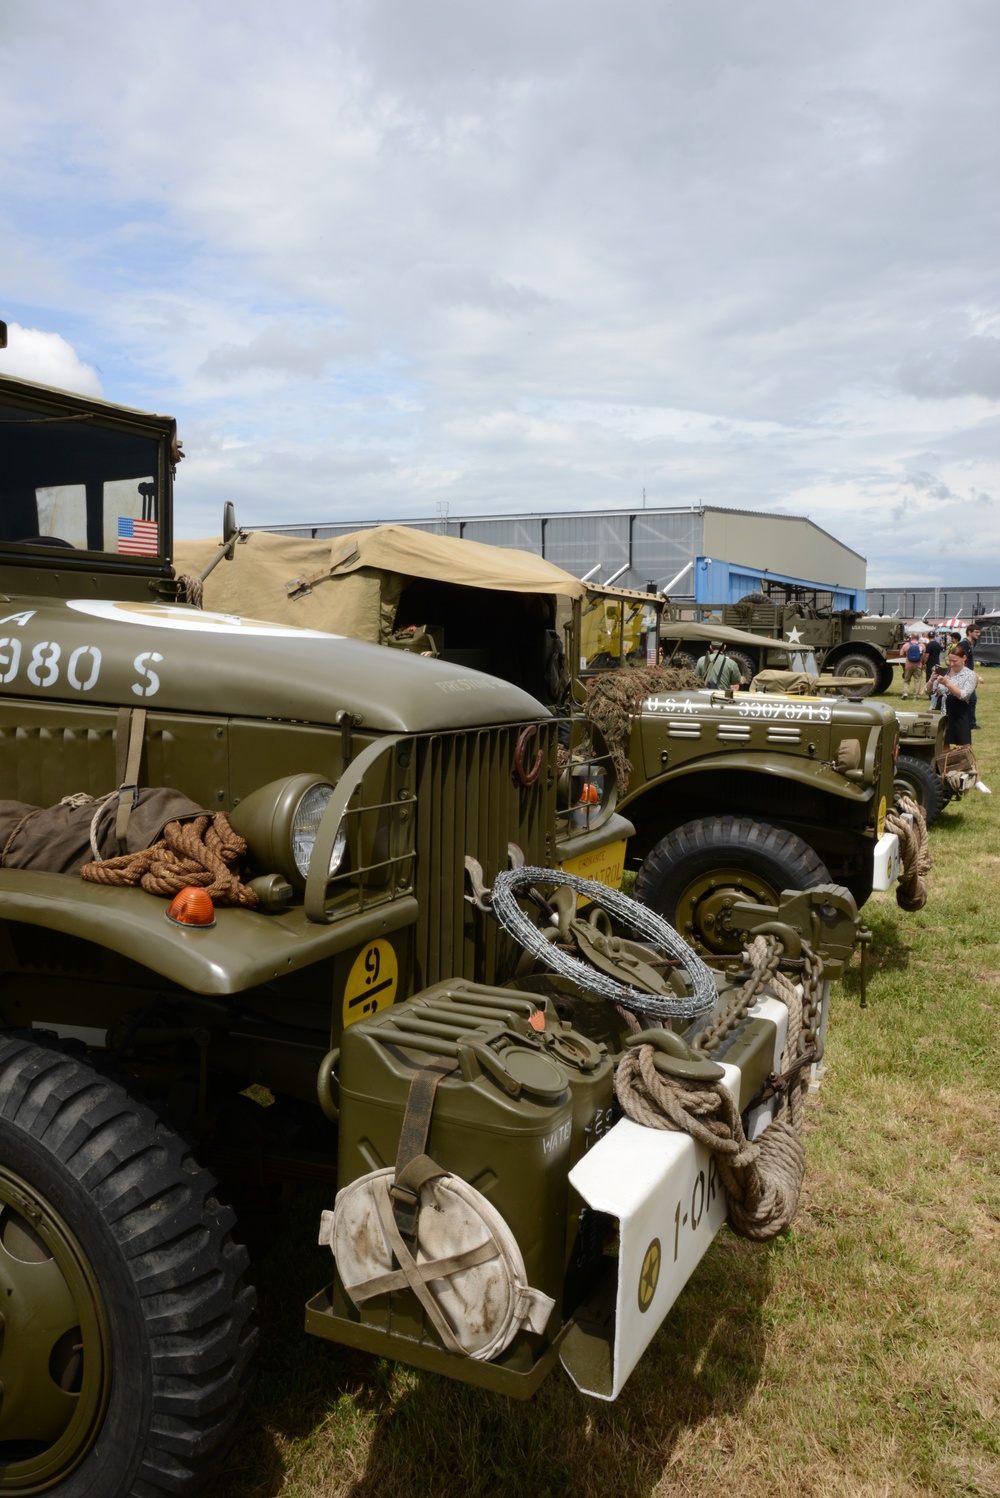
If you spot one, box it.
[117,517,159,556]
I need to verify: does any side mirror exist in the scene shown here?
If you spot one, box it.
[197,506,248,583]
[223,501,238,555]
[0,321,7,349]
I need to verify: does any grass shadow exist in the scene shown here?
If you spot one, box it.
[839,900,912,1002]
[213,1183,389,1497]
[339,1230,774,1498]
[215,1194,775,1498]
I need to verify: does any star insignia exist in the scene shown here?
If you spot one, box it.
[785,626,803,645]
[638,1237,661,1312]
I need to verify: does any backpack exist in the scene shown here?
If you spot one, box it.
[906,641,923,662]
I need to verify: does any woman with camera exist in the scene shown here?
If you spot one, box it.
[933,641,976,744]
[933,641,990,792]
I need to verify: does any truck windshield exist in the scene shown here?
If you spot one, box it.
[579,596,659,674]
[0,397,163,559]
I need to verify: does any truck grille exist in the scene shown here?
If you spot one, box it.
[413,722,556,990]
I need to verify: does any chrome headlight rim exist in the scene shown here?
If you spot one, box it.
[229,772,348,892]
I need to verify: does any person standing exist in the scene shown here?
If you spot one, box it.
[963,623,982,729]
[695,641,743,689]
[923,629,943,683]
[931,642,989,791]
[900,632,925,699]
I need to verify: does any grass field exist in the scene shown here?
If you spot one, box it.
[218,672,1000,1498]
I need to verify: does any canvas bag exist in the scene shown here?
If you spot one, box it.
[0,789,207,875]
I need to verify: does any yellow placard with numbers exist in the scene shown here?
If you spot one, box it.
[342,939,398,1028]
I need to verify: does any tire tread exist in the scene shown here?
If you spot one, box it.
[0,1033,256,1497]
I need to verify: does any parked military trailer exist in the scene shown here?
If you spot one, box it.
[177,528,902,954]
[0,372,866,1496]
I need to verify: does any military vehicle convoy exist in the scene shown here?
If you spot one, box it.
[0,370,865,1496]
[662,586,905,696]
[177,527,902,951]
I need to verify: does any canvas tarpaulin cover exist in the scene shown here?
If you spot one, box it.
[172,527,588,645]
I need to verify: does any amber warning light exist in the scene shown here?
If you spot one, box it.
[166,887,217,927]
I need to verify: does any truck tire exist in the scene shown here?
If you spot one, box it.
[878,661,895,694]
[830,652,881,697]
[726,648,758,684]
[894,753,945,826]
[664,648,698,673]
[634,815,831,956]
[0,1034,256,1497]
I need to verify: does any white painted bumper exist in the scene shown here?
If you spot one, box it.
[871,830,900,891]
[561,995,793,1401]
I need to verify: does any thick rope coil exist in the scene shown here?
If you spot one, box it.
[886,793,931,912]
[80,813,258,908]
[614,934,808,1241]
[175,572,204,607]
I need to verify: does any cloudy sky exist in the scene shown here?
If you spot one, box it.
[2,0,998,585]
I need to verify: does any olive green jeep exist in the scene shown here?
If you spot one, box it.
[893,706,975,825]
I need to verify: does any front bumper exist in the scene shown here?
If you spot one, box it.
[871,830,900,891]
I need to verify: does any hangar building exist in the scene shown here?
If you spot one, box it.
[260,504,867,609]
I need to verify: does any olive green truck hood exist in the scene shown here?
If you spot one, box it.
[0,595,549,731]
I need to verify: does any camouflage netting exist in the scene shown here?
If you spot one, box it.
[585,664,703,792]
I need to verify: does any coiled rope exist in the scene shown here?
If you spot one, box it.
[615,935,808,1241]
[885,793,931,912]
[81,813,258,907]
[175,573,204,607]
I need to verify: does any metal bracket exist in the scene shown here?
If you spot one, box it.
[335,709,363,763]
[623,1028,726,1081]
[463,856,493,913]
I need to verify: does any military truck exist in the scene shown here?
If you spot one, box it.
[0,370,865,1496]
[893,707,976,825]
[972,611,1000,666]
[176,527,903,953]
[662,585,905,697]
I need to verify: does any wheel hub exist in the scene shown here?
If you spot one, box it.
[675,867,778,956]
[0,1167,111,1493]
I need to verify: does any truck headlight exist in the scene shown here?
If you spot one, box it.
[292,783,348,880]
[230,773,348,891]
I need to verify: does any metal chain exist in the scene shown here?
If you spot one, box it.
[691,936,825,1061]
[799,944,825,1055]
[690,937,783,1054]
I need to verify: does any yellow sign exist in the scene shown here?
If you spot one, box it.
[877,795,887,838]
[558,838,628,896]
[638,1237,661,1313]
[343,940,398,1028]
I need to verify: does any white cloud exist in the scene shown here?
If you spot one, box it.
[0,324,103,397]
[1,0,999,578]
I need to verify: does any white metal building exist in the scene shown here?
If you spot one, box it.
[259,504,868,608]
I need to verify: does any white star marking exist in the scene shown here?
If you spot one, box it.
[785,626,803,645]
